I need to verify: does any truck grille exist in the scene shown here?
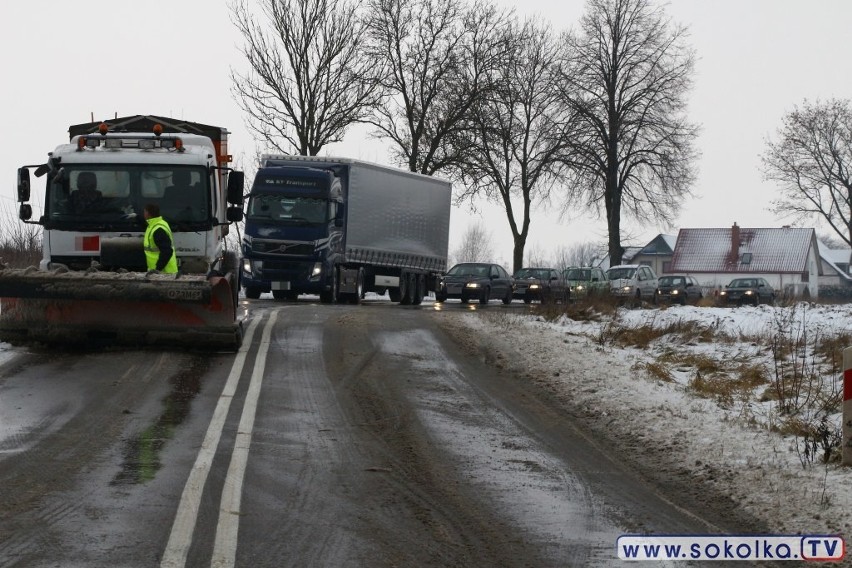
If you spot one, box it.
[252,240,315,255]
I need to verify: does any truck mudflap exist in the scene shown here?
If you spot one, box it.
[0,271,242,351]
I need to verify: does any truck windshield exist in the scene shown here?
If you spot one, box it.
[47,166,210,230]
[247,193,329,225]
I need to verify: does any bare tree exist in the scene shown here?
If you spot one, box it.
[556,0,698,267]
[0,200,41,268]
[452,221,493,263]
[524,242,551,268]
[553,241,604,270]
[365,0,511,175]
[762,98,852,247]
[455,18,571,272]
[230,0,383,156]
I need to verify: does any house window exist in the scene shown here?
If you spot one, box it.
[662,261,671,273]
[801,271,809,283]
[741,252,752,265]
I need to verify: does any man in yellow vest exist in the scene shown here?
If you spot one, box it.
[143,203,178,274]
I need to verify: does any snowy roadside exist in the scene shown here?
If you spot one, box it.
[436,302,852,539]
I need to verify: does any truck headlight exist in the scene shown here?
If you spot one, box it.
[311,263,322,278]
[242,258,252,273]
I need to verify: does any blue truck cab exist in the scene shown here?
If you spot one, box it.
[242,165,344,301]
[241,155,451,305]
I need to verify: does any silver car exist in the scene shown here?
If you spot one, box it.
[606,264,658,304]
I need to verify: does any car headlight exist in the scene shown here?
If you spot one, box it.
[671,290,679,295]
[466,282,479,288]
[576,285,585,291]
[720,291,727,296]
[529,284,539,290]
[242,258,252,273]
[745,290,753,295]
[622,286,632,292]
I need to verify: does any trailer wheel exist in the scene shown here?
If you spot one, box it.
[411,274,424,305]
[398,272,411,305]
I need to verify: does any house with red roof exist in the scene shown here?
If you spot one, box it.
[668,224,821,298]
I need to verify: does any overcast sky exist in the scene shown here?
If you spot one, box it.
[4,1,851,266]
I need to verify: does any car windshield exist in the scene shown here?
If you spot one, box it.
[659,276,685,286]
[565,268,591,280]
[729,279,755,288]
[606,267,636,280]
[514,268,548,279]
[446,264,489,277]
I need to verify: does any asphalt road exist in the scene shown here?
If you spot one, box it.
[0,297,772,567]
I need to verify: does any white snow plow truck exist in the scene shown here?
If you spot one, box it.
[0,115,245,350]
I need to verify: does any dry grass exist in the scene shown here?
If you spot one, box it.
[636,360,675,383]
[812,331,852,367]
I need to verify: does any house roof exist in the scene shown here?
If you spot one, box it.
[670,227,817,273]
[817,242,852,282]
[635,234,677,256]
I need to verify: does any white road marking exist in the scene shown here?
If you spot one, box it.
[160,316,264,568]
[210,310,278,568]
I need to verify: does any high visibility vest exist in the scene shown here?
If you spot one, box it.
[144,216,178,273]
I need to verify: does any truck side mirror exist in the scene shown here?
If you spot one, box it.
[226,171,245,205]
[19,203,32,221]
[227,206,244,223]
[17,168,31,202]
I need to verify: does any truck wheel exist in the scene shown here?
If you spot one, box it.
[349,268,364,305]
[245,286,261,300]
[320,268,339,304]
[223,250,240,317]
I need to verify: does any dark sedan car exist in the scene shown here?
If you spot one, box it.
[512,267,568,304]
[435,262,514,305]
[719,277,776,306]
[656,275,703,305]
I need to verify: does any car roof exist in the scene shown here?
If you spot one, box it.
[607,264,642,269]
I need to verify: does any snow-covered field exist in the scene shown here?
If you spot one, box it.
[449,301,852,538]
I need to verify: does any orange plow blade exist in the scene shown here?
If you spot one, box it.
[0,275,242,351]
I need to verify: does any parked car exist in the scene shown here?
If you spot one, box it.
[512,267,568,304]
[606,264,658,304]
[719,277,776,306]
[435,262,514,305]
[656,274,704,305]
[563,266,608,300]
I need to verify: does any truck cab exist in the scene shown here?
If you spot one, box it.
[241,166,344,300]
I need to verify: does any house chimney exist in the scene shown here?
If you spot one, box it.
[729,222,740,266]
